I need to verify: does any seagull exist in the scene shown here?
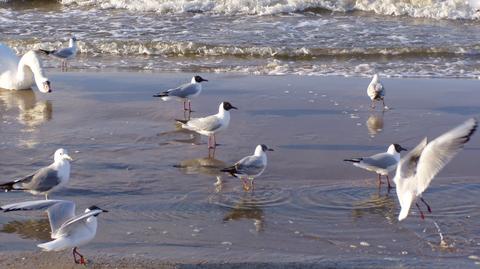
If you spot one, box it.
[40,37,78,70]
[344,144,407,190]
[221,144,273,191]
[367,74,386,109]
[176,101,237,149]
[395,118,477,221]
[0,148,72,200]
[1,199,108,265]
[153,75,208,111]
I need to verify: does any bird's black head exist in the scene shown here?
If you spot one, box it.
[194,75,208,83]
[88,205,109,216]
[71,36,77,42]
[393,144,407,153]
[223,101,238,111]
[261,144,274,152]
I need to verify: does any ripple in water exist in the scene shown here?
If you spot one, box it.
[209,185,292,210]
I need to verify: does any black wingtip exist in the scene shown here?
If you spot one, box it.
[343,158,362,163]
[462,119,478,144]
[38,49,53,55]
[0,181,15,191]
[220,167,238,178]
[175,119,188,124]
[153,92,168,98]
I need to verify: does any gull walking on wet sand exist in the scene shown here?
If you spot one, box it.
[0,148,72,200]
[176,101,237,149]
[395,118,477,221]
[1,200,108,265]
[40,37,78,70]
[367,74,386,110]
[153,75,208,111]
[221,144,273,191]
[344,144,407,190]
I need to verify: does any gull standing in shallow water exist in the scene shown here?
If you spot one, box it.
[0,200,108,265]
[395,118,477,221]
[367,74,386,109]
[176,101,237,149]
[344,144,407,190]
[153,75,208,111]
[40,37,78,70]
[0,148,72,200]
[221,144,273,191]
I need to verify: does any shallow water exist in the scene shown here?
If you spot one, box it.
[0,72,479,267]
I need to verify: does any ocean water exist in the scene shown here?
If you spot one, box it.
[1,0,480,78]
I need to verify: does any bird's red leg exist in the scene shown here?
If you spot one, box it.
[213,135,217,148]
[72,247,79,264]
[415,202,425,220]
[208,135,213,149]
[420,197,432,213]
[377,174,382,186]
[386,175,392,191]
[242,178,249,191]
[75,248,86,265]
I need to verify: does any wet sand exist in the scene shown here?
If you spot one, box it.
[0,72,479,268]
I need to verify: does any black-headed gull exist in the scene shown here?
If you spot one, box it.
[367,74,386,109]
[344,144,407,190]
[153,75,208,111]
[0,148,72,199]
[40,37,78,70]
[221,144,273,191]
[1,199,108,265]
[176,101,237,149]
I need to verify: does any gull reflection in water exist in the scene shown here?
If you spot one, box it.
[157,124,202,145]
[223,196,265,232]
[1,218,51,241]
[351,191,396,222]
[175,156,228,192]
[366,112,384,137]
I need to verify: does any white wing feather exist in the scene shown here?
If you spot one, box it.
[415,118,477,194]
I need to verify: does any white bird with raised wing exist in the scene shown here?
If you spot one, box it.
[176,101,237,148]
[0,148,72,199]
[344,144,407,190]
[395,118,477,221]
[221,144,273,191]
[0,43,51,93]
[1,200,108,265]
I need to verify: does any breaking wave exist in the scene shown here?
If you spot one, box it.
[57,0,480,20]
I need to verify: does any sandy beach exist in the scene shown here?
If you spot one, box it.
[0,72,479,268]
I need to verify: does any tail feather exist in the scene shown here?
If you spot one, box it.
[37,238,68,252]
[221,166,238,178]
[343,158,362,163]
